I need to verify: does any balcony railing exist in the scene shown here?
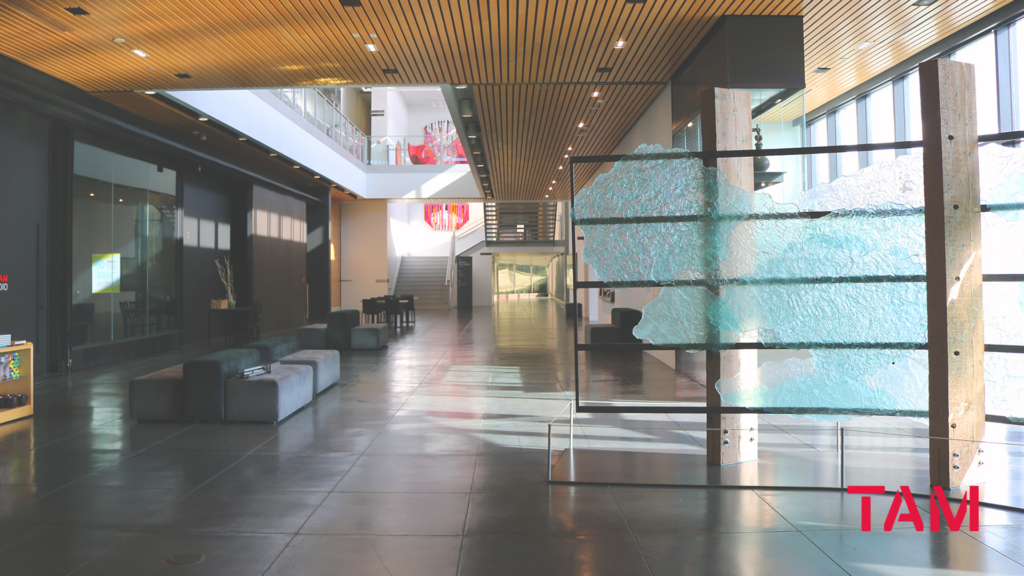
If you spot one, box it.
[368,134,468,166]
[270,88,368,163]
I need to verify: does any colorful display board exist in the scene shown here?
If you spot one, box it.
[0,352,20,382]
[424,204,470,231]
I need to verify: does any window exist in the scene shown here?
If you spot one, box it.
[836,102,859,176]
[952,32,999,134]
[71,142,178,346]
[807,118,829,187]
[867,83,896,165]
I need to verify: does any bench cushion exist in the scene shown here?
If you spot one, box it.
[279,349,342,394]
[298,324,328,350]
[245,336,301,363]
[611,308,643,343]
[352,324,389,350]
[326,309,361,351]
[224,364,314,423]
[129,364,184,421]
[183,349,262,422]
[585,324,619,344]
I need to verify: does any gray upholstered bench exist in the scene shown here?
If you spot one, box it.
[585,324,619,344]
[129,364,184,421]
[183,349,262,422]
[224,364,314,423]
[351,323,389,350]
[279,349,341,394]
[298,324,328,350]
[245,336,300,364]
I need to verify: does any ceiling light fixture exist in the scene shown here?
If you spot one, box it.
[466,122,479,138]
[549,187,553,190]
[365,44,377,51]
[113,38,125,43]
[775,99,782,104]
[552,180,556,183]
[460,99,474,118]
[812,67,831,74]
[198,117,208,121]
[592,91,599,97]
[614,40,626,49]
[911,0,937,6]
[567,146,572,150]
[687,122,693,127]
[455,84,468,89]
[564,154,569,158]
[238,137,246,141]
[856,41,873,50]
[144,91,156,95]
[578,122,585,128]
[130,49,149,57]
[293,165,300,168]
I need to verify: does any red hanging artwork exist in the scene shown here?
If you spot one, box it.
[424,204,470,231]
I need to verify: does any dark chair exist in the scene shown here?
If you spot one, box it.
[378,298,402,328]
[362,298,381,323]
[399,295,415,324]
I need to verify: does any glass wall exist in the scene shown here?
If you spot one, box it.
[494,255,549,296]
[71,142,178,347]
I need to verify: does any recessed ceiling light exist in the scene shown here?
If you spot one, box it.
[477,164,484,167]
[293,165,300,168]
[314,175,320,178]
[238,137,246,141]
[578,122,585,128]
[65,7,89,15]
[198,117,208,121]
[564,154,569,158]
[856,41,873,50]
[567,146,572,150]
[812,67,831,73]
[548,187,553,190]
[113,38,125,43]
[369,34,377,38]
[352,33,360,38]
[614,40,626,49]
[119,198,123,202]
[460,99,473,117]
[365,44,378,51]
[775,99,782,104]
[911,0,937,5]
[89,193,94,196]
[552,180,556,183]
[144,91,156,95]
[455,84,468,89]
[592,91,599,97]
[687,122,693,127]
[130,49,149,57]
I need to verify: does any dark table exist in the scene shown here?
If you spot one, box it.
[207,307,251,346]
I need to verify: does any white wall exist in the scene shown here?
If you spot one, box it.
[338,203,389,310]
[364,165,480,199]
[581,84,675,368]
[167,90,368,195]
[385,90,409,136]
[406,100,454,135]
[387,202,484,262]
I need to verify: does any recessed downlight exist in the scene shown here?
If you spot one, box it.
[564,154,569,158]
[592,91,599,97]
[577,122,585,128]
[144,91,156,94]
[856,41,873,50]
[270,153,278,156]
[314,175,320,178]
[238,137,246,141]
[614,40,625,49]
[113,38,125,43]
[687,122,693,127]
[911,0,937,6]
[365,43,378,51]
[130,49,149,57]
[567,146,572,151]
[293,165,300,168]
[198,117,208,121]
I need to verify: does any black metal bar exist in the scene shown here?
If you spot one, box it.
[574,403,930,417]
[984,344,1024,353]
[577,275,927,289]
[569,140,925,165]
[577,342,927,351]
[983,274,1024,282]
[978,130,1024,143]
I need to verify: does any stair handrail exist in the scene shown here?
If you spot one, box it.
[388,256,403,295]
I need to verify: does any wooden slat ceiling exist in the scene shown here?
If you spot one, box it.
[0,0,1012,201]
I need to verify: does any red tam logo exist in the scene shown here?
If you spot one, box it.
[0,275,7,282]
[848,486,979,531]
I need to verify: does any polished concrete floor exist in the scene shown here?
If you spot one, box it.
[1,297,1023,575]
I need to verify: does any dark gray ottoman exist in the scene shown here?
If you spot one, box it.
[611,308,643,343]
[245,336,300,363]
[351,323,389,350]
[129,364,184,421]
[299,324,328,349]
[585,324,619,344]
[279,349,342,394]
[326,309,361,351]
[183,349,262,422]
[224,364,314,423]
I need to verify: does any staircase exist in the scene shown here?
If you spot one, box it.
[393,256,450,309]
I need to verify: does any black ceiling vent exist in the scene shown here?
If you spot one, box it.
[382,68,399,74]
[65,7,89,15]
[174,73,193,79]
[339,0,362,6]
[595,67,612,74]
[624,0,646,3]
[812,67,831,74]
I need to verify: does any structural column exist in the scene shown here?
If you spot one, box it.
[700,87,758,465]
[921,58,985,489]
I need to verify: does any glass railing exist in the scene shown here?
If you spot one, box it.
[270,88,367,163]
[368,134,468,166]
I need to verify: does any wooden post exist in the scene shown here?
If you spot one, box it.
[701,87,758,465]
[920,58,985,489]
